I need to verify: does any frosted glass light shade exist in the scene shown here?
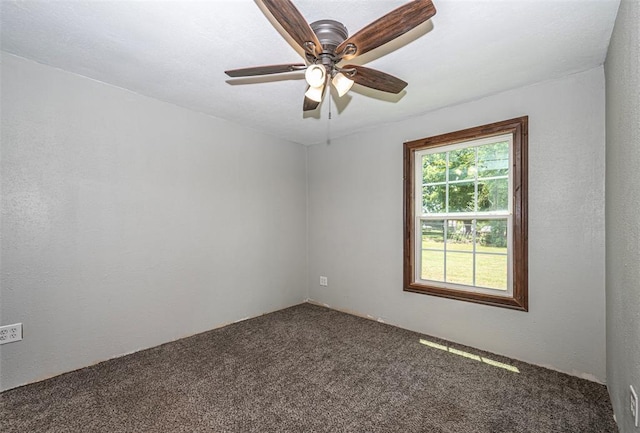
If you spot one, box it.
[332,72,354,97]
[305,65,326,88]
[304,85,324,103]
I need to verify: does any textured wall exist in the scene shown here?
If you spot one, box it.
[605,1,640,431]
[0,53,307,391]
[307,67,607,381]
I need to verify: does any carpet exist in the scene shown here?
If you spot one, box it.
[0,303,617,432]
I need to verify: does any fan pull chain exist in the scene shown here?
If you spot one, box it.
[326,88,332,144]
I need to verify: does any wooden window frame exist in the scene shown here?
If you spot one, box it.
[403,117,528,311]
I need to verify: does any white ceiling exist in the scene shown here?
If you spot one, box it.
[1,0,620,145]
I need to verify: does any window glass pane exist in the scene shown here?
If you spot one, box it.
[478,178,509,211]
[476,219,508,250]
[446,219,474,248]
[445,252,474,286]
[423,185,446,213]
[475,254,508,290]
[478,141,509,178]
[448,147,476,181]
[421,220,444,250]
[448,182,475,212]
[422,153,447,184]
[421,250,444,282]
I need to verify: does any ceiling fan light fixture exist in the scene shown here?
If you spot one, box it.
[332,72,354,97]
[304,85,325,103]
[305,64,326,88]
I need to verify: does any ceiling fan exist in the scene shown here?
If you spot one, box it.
[225,0,437,112]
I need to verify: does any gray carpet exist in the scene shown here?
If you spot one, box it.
[0,303,616,432]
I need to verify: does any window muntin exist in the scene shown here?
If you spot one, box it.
[403,117,528,311]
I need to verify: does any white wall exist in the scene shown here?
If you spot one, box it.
[605,1,640,431]
[0,53,307,391]
[308,67,607,381]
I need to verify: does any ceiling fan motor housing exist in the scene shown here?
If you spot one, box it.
[310,20,349,55]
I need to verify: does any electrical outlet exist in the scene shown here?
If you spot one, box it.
[631,385,638,427]
[319,276,328,287]
[0,323,22,345]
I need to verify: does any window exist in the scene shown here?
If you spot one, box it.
[403,117,528,311]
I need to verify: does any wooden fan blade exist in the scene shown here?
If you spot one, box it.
[336,0,436,61]
[345,65,408,94]
[259,0,322,57]
[225,64,306,77]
